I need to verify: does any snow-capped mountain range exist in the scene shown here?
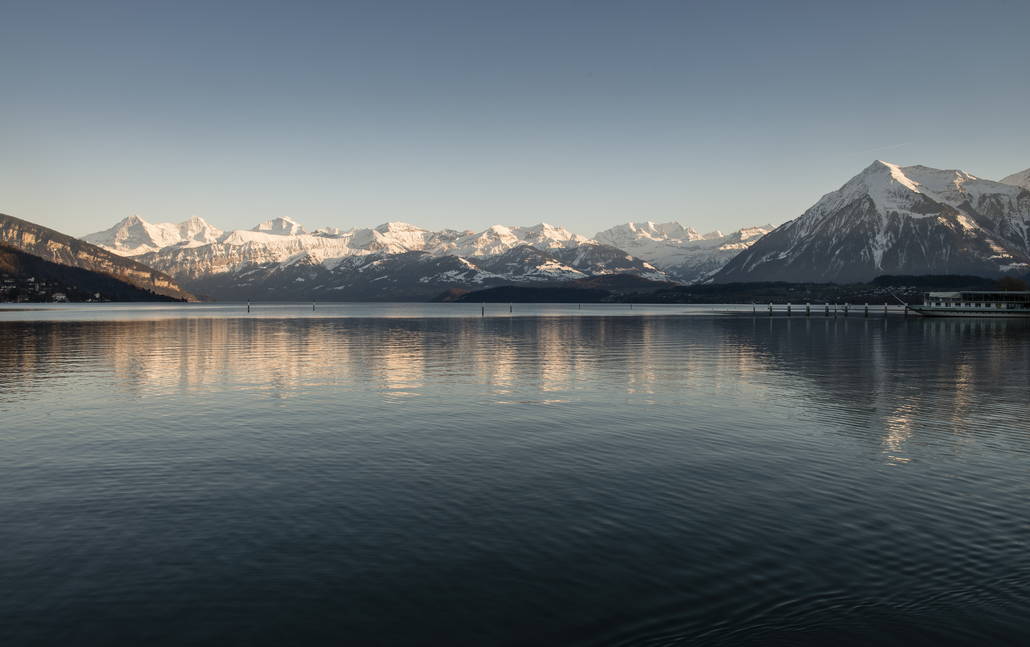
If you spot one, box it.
[80,159,1030,298]
[715,161,1030,282]
[595,222,773,282]
[85,216,597,268]
[82,215,768,299]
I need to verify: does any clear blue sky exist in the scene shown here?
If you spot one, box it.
[2,0,1029,237]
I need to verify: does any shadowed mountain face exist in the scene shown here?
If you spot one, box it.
[1,213,195,300]
[185,251,511,301]
[0,244,182,302]
[715,162,1030,283]
[154,244,672,301]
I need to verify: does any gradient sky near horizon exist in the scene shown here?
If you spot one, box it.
[3,0,1029,238]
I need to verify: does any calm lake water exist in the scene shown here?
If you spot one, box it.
[1,304,1028,645]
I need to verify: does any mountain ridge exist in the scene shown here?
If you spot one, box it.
[73,159,1030,296]
[714,161,1030,283]
[1,213,196,300]
[80,216,688,299]
[83,215,767,295]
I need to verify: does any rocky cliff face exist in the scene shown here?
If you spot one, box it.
[1,213,195,300]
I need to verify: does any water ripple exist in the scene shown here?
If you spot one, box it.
[0,308,1028,645]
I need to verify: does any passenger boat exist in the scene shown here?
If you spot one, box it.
[910,291,1030,317]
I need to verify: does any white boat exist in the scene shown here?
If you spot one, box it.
[910,291,1030,317]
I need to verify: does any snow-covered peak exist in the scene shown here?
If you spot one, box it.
[807,160,1026,224]
[450,225,520,256]
[313,226,349,237]
[716,161,1030,283]
[738,225,773,241]
[596,221,704,244]
[374,221,417,232]
[593,220,772,279]
[517,223,590,248]
[252,217,305,236]
[889,161,984,199]
[874,160,921,191]
[1000,167,1030,190]
[176,216,223,245]
[594,221,710,251]
[366,222,433,252]
[373,221,429,236]
[425,223,588,258]
[814,160,925,217]
[83,214,223,255]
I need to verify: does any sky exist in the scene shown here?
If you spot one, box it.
[2,0,1029,238]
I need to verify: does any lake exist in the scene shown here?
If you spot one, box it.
[1,304,1028,645]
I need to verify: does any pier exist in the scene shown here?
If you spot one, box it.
[748,302,910,317]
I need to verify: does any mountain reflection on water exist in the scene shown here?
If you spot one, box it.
[1,310,1028,646]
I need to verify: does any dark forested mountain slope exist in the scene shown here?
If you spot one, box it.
[1,213,195,300]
